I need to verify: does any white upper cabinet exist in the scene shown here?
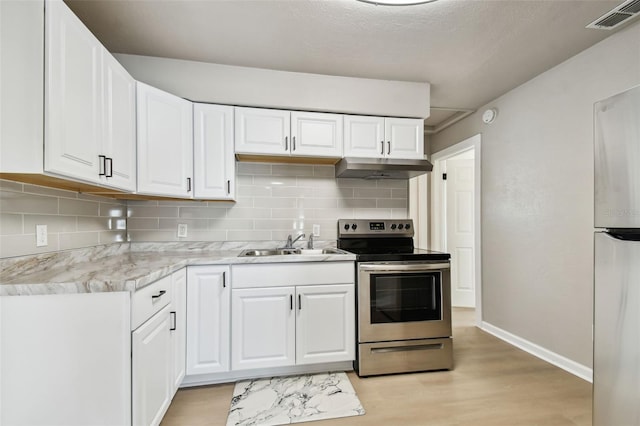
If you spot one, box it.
[137,82,194,198]
[384,117,424,159]
[102,53,136,191]
[235,107,343,158]
[45,0,103,183]
[290,111,343,157]
[343,116,385,158]
[193,104,235,200]
[344,115,424,159]
[234,107,290,155]
[44,0,136,191]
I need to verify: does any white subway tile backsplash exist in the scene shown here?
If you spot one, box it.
[178,207,226,219]
[227,229,272,241]
[354,188,392,199]
[59,199,100,216]
[24,214,77,233]
[237,162,272,175]
[254,197,297,209]
[0,213,23,235]
[159,218,209,230]
[0,179,126,258]
[377,199,408,209]
[0,191,59,214]
[59,232,100,251]
[1,162,409,251]
[128,206,179,218]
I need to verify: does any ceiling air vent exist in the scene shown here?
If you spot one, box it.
[587,0,640,29]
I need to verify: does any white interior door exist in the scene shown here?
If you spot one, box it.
[446,156,475,307]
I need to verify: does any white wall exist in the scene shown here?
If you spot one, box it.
[115,54,430,119]
[430,21,640,368]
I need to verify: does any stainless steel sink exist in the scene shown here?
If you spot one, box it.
[238,248,301,257]
[238,248,348,257]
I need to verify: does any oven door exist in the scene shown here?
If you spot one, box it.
[358,262,451,343]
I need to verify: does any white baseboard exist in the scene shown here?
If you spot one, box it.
[481,321,593,383]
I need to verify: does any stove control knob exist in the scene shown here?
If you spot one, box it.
[344,224,350,230]
[391,224,397,230]
[352,224,358,230]
[398,224,404,230]
[405,223,411,230]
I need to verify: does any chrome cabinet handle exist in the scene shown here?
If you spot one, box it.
[298,294,301,310]
[227,180,231,194]
[380,141,384,155]
[222,271,226,288]
[292,136,296,151]
[187,177,192,192]
[290,294,293,310]
[387,141,391,155]
[285,136,289,151]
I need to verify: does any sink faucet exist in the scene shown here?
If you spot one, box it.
[307,234,314,249]
[284,233,305,249]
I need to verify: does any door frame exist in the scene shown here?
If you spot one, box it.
[430,134,482,326]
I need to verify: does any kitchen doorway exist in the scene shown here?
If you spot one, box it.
[430,134,482,326]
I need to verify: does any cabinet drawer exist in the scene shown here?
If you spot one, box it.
[232,262,354,289]
[132,275,172,330]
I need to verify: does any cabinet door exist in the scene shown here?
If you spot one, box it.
[234,107,290,155]
[1,292,130,426]
[231,286,295,370]
[296,284,355,365]
[137,82,193,197]
[170,268,187,392]
[102,52,136,191]
[384,117,424,159]
[186,266,230,375]
[290,111,343,158]
[193,104,235,200]
[343,115,385,158]
[45,0,102,183]
[132,305,172,426]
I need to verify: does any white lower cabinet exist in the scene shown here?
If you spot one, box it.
[170,268,187,392]
[230,262,355,372]
[0,292,131,426]
[132,305,173,426]
[186,265,231,375]
[231,286,296,370]
[296,284,355,365]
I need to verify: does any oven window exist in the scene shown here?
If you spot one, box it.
[370,272,442,323]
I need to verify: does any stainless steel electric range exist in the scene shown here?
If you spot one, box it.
[337,219,453,377]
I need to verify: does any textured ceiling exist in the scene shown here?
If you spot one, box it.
[65,0,632,124]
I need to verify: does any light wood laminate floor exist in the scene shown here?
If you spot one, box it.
[161,308,592,426]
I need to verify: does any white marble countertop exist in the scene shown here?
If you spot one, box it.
[0,242,355,296]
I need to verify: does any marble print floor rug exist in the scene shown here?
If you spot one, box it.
[226,372,365,426]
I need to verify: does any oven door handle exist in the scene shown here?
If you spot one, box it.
[359,263,450,272]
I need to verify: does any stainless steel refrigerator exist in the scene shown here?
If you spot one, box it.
[593,84,640,426]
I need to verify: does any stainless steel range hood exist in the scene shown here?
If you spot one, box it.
[335,157,433,179]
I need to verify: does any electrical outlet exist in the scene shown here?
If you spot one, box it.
[177,223,188,238]
[36,225,48,247]
[312,224,320,237]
